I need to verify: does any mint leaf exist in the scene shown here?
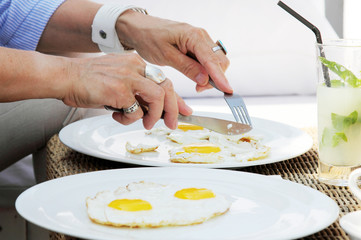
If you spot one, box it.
[321,127,348,147]
[331,111,358,131]
[319,57,361,87]
[330,80,345,87]
[333,132,348,147]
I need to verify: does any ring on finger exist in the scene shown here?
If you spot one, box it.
[145,65,166,84]
[212,40,227,55]
[122,100,140,114]
[104,100,140,113]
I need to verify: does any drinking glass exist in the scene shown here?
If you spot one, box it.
[317,39,361,186]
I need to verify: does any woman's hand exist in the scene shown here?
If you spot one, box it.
[115,11,232,94]
[64,53,191,129]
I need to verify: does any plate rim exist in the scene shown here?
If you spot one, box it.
[58,113,313,168]
[16,167,339,240]
[340,211,361,239]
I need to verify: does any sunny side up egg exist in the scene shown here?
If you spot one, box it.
[86,181,231,228]
[169,143,225,163]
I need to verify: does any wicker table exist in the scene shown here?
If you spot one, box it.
[46,128,361,240]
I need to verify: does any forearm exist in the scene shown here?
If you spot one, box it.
[0,47,71,102]
[37,0,101,53]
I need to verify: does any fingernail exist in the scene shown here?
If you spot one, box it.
[195,72,207,85]
[196,86,204,93]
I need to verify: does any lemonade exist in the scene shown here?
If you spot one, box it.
[317,84,361,167]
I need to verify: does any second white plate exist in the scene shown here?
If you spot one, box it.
[59,113,313,168]
[16,167,338,240]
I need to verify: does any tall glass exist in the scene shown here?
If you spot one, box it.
[317,39,361,186]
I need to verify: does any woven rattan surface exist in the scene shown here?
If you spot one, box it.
[46,128,361,240]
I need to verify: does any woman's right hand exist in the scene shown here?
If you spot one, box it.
[63,53,192,129]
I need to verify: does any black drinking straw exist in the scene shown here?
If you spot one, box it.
[277,1,331,87]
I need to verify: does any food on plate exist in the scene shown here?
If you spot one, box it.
[125,142,159,154]
[167,128,210,144]
[140,123,270,163]
[169,143,224,163]
[86,181,231,228]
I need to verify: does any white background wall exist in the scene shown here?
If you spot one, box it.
[344,0,361,38]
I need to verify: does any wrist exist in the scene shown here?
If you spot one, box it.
[115,10,143,50]
[34,53,75,101]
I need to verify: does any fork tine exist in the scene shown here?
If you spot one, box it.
[229,106,241,122]
[234,106,247,124]
[229,104,252,126]
[242,106,252,125]
[238,106,252,126]
[237,107,245,123]
[243,108,252,126]
[213,82,252,126]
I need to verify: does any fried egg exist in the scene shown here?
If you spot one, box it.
[86,181,231,228]
[169,143,226,163]
[125,142,159,154]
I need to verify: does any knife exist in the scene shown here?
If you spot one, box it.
[177,114,252,135]
[104,105,252,135]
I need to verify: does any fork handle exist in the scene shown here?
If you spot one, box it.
[208,78,221,92]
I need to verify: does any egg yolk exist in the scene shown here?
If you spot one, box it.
[177,124,204,131]
[178,144,221,154]
[174,188,215,200]
[108,199,152,211]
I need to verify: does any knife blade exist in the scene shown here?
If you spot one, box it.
[177,114,252,135]
[105,105,252,135]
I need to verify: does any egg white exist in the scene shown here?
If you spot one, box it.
[86,182,231,228]
[167,129,211,145]
[125,142,159,154]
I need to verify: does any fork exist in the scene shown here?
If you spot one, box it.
[186,52,252,126]
[208,78,252,127]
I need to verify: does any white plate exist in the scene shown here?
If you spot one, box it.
[16,167,338,240]
[340,211,361,240]
[59,112,313,168]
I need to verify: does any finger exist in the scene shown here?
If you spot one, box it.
[175,93,193,116]
[157,79,178,129]
[111,97,144,125]
[193,41,232,93]
[133,80,165,130]
[196,83,214,93]
[178,28,232,93]
[164,48,209,87]
[167,40,232,94]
